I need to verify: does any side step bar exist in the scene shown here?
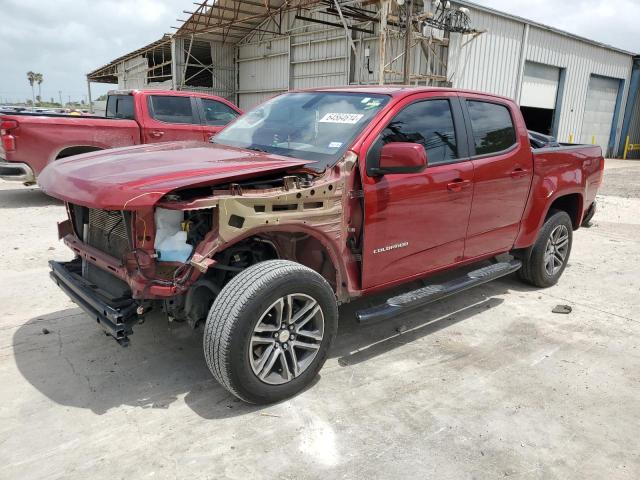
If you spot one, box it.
[356,260,522,324]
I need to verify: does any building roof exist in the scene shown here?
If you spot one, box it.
[175,0,636,56]
[87,35,172,83]
[174,0,333,43]
[89,1,636,84]
[457,0,637,56]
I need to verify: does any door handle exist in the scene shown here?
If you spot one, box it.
[510,168,530,178]
[150,130,165,138]
[447,179,471,192]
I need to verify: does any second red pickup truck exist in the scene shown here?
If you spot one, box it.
[40,86,603,404]
[0,90,242,184]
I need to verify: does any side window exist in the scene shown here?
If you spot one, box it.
[380,99,458,166]
[201,99,239,126]
[148,96,195,124]
[105,95,134,119]
[467,101,517,155]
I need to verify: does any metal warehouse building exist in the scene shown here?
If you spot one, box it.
[86,0,640,157]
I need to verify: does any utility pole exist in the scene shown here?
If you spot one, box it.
[402,0,413,85]
[379,0,390,85]
[86,80,93,113]
[58,90,63,106]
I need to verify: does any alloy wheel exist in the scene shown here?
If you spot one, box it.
[544,224,569,276]
[249,294,325,385]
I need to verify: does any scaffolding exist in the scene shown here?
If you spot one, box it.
[86,1,484,110]
[174,1,483,90]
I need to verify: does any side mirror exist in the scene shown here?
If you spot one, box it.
[373,142,427,175]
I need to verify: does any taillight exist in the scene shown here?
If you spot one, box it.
[0,119,18,152]
[0,119,18,133]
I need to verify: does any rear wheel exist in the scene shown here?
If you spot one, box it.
[518,210,573,288]
[203,260,338,404]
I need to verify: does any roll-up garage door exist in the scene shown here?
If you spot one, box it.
[580,75,620,153]
[519,62,561,135]
[521,62,560,109]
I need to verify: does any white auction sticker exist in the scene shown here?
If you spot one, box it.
[319,113,364,124]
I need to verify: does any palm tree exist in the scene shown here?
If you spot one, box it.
[35,73,44,105]
[27,71,36,105]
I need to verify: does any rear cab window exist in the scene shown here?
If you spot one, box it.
[148,95,195,124]
[105,95,134,119]
[466,100,517,155]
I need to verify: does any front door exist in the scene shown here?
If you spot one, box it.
[360,93,474,290]
[461,96,534,258]
[142,94,207,143]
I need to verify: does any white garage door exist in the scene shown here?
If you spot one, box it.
[520,62,560,109]
[580,75,620,153]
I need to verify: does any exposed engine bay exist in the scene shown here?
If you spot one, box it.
[61,159,359,330]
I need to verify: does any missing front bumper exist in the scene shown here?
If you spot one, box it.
[49,259,139,346]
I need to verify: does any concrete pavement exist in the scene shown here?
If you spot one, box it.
[1,159,639,479]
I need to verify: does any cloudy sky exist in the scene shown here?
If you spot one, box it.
[0,0,638,104]
[0,0,190,104]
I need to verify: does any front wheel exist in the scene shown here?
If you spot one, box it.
[518,210,573,288]
[203,260,338,404]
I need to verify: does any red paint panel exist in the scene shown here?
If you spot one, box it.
[465,149,534,257]
[514,146,603,249]
[0,113,141,175]
[357,91,474,290]
[361,162,474,289]
[38,142,309,209]
[0,90,242,178]
[461,93,534,258]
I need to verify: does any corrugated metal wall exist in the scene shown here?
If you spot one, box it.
[234,6,449,109]
[236,10,358,109]
[237,36,290,110]
[447,8,523,97]
[117,56,172,90]
[449,2,633,152]
[527,26,631,147]
[117,56,150,89]
[210,42,235,100]
[290,32,348,89]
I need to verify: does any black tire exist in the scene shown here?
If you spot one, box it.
[203,260,338,404]
[518,209,573,288]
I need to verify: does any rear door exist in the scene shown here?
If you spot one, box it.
[141,94,206,143]
[360,92,474,290]
[197,97,242,139]
[461,96,533,259]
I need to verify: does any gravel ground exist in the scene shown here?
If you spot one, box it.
[0,159,638,479]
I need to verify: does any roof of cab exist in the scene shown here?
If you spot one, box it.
[304,85,515,103]
[107,89,228,100]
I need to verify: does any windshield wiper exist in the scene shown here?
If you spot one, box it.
[245,146,269,153]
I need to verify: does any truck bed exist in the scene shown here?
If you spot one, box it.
[0,113,141,181]
[514,143,604,248]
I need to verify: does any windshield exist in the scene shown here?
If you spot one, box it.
[212,92,390,171]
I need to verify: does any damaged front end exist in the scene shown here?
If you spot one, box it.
[49,154,361,346]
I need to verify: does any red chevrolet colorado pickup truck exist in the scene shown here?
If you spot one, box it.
[40,86,603,404]
[0,90,241,184]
